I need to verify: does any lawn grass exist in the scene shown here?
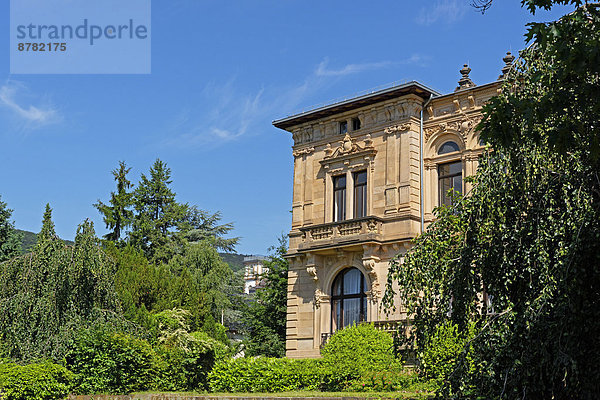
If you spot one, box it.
[124,390,434,400]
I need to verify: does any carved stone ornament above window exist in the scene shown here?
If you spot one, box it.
[424,115,483,141]
[322,133,375,160]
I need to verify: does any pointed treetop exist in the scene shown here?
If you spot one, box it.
[38,203,58,242]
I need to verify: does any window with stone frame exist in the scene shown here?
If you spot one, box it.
[331,267,367,332]
[333,175,346,221]
[353,170,367,218]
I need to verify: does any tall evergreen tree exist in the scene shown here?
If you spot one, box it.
[94,161,134,242]
[0,195,21,262]
[38,203,58,243]
[130,159,188,262]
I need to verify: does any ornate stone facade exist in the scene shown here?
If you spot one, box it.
[273,62,508,358]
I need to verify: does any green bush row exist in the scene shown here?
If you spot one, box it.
[0,360,73,400]
[209,324,404,393]
[65,327,228,394]
[209,357,323,392]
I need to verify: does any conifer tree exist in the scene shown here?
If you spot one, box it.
[130,159,188,261]
[94,161,134,242]
[0,195,21,262]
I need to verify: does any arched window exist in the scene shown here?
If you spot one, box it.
[331,268,367,331]
[438,141,460,155]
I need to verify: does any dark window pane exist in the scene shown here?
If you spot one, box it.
[331,268,368,332]
[352,117,361,131]
[339,121,348,134]
[333,275,342,296]
[449,162,462,175]
[438,141,460,154]
[354,171,367,185]
[332,299,341,331]
[353,171,367,218]
[438,161,462,206]
[343,298,361,327]
[334,175,347,221]
[453,176,463,195]
[343,268,362,295]
[334,175,346,189]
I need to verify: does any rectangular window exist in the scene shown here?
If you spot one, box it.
[352,117,361,131]
[333,175,346,222]
[438,161,463,206]
[339,121,348,135]
[353,170,367,218]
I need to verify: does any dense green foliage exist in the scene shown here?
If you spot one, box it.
[66,328,157,394]
[0,209,123,362]
[385,3,600,398]
[420,321,475,387]
[0,360,73,400]
[0,196,21,263]
[208,357,323,393]
[66,326,221,394]
[321,324,399,390]
[242,236,288,357]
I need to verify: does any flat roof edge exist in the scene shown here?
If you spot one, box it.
[272,81,441,130]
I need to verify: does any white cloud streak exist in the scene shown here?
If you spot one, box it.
[0,82,61,128]
[417,0,467,26]
[164,53,429,149]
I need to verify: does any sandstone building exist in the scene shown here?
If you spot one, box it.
[272,55,514,358]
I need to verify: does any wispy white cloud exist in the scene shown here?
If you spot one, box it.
[315,59,393,77]
[417,0,467,26]
[316,55,429,77]
[164,53,430,149]
[0,81,61,128]
[163,79,265,148]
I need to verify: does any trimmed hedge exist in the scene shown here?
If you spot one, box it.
[0,360,73,400]
[208,357,323,392]
[66,328,219,394]
[321,323,400,389]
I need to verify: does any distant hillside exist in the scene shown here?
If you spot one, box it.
[219,253,248,272]
[16,229,74,254]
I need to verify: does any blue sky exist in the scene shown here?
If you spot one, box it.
[0,1,573,255]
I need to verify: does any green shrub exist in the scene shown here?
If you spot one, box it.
[420,320,474,385]
[66,328,157,394]
[320,323,400,389]
[154,332,221,391]
[208,357,322,393]
[66,327,220,394]
[0,360,73,400]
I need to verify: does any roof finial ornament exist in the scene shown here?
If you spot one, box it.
[455,63,476,92]
[499,51,515,79]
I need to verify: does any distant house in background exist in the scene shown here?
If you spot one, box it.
[243,255,268,294]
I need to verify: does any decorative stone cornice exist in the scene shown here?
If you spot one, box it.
[292,147,314,158]
[384,123,411,135]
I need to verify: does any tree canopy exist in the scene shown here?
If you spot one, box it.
[385,2,600,398]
